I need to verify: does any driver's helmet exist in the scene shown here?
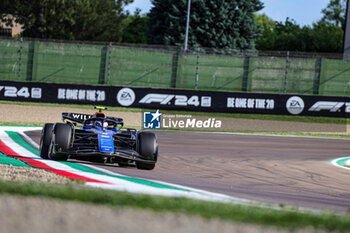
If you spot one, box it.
[94,121,102,129]
[94,121,108,129]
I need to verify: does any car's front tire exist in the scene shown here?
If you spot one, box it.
[39,123,54,159]
[136,132,158,170]
[48,123,72,161]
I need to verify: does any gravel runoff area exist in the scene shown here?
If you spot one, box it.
[0,164,72,184]
[0,195,325,233]
[0,103,142,127]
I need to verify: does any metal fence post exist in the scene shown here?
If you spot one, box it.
[26,41,35,81]
[313,58,322,95]
[195,48,199,89]
[170,52,179,88]
[343,0,350,60]
[98,45,108,84]
[284,51,290,92]
[241,56,250,92]
[107,42,112,83]
[18,37,23,78]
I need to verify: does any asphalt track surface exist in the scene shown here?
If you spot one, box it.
[26,130,350,212]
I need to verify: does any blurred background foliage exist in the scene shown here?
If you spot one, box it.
[0,0,347,52]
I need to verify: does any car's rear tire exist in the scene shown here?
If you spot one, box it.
[136,132,158,170]
[39,123,54,159]
[48,123,72,161]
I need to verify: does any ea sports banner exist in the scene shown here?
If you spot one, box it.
[0,80,349,118]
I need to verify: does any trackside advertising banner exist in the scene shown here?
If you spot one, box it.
[0,80,349,118]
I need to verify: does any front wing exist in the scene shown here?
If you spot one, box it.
[67,148,156,164]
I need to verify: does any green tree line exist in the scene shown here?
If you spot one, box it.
[0,0,133,41]
[255,0,346,53]
[146,0,263,50]
[0,0,347,52]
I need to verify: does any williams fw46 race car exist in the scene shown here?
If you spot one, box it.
[39,106,158,170]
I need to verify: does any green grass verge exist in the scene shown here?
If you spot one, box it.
[0,100,348,124]
[0,179,349,231]
[0,122,45,127]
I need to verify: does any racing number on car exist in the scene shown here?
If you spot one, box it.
[0,86,42,99]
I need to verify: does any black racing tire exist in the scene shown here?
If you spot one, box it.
[48,123,72,161]
[39,123,54,159]
[136,132,158,170]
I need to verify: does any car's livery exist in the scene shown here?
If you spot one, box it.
[39,106,158,170]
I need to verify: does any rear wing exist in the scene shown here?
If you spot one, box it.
[62,112,124,125]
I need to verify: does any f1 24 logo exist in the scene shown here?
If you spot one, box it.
[0,86,42,99]
[139,94,211,107]
[309,101,350,112]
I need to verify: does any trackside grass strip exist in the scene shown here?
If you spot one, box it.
[0,122,45,127]
[0,179,349,232]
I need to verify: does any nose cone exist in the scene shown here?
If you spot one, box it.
[98,133,114,153]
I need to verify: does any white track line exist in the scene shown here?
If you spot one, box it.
[331,157,350,171]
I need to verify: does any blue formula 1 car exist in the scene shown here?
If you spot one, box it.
[39,106,158,170]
